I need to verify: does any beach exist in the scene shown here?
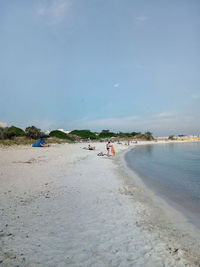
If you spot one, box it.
[0,142,200,266]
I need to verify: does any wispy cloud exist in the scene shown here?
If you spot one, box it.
[78,115,140,132]
[191,94,200,99]
[74,112,200,136]
[136,15,148,23]
[154,112,174,118]
[113,83,120,88]
[37,0,70,25]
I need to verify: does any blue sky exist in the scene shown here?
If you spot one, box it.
[0,0,200,136]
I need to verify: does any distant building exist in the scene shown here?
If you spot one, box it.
[156,134,200,140]
[175,135,198,139]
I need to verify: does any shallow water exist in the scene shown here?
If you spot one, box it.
[125,142,200,227]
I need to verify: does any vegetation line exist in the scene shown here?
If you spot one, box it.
[0,125,154,146]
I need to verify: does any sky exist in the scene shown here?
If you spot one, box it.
[0,0,200,136]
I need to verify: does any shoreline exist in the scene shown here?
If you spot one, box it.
[0,142,200,266]
[124,141,200,228]
[117,145,200,264]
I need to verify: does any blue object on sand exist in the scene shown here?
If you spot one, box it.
[32,139,45,147]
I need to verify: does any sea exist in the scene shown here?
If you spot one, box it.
[125,142,200,227]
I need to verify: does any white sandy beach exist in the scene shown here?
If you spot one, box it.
[0,142,200,266]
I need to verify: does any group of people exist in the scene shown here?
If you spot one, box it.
[83,141,116,157]
[32,137,116,157]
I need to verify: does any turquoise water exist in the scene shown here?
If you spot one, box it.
[125,142,200,226]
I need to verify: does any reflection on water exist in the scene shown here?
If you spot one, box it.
[168,143,175,152]
[125,142,200,226]
[140,145,154,156]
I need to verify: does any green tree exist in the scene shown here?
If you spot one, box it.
[25,126,42,139]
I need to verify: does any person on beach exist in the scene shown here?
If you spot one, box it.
[88,144,95,150]
[32,137,50,147]
[111,144,116,156]
[106,141,112,156]
[83,144,95,150]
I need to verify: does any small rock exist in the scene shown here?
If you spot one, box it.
[173,248,179,253]
[9,255,16,259]
[0,256,5,263]
[7,233,12,236]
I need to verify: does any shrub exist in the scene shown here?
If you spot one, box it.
[131,131,140,137]
[115,132,132,138]
[5,126,25,139]
[70,130,97,140]
[98,130,116,139]
[0,127,4,139]
[49,130,74,141]
[0,137,33,146]
[135,132,154,141]
[144,132,154,140]
[25,126,42,139]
